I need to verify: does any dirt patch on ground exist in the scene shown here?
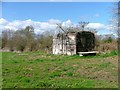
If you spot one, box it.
[103,56,118,67]
[76,56,118,83]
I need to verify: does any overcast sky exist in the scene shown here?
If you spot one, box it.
[0,2,117,36]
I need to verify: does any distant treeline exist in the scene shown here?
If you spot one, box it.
[1,26,53,52]
[0,25,118,53]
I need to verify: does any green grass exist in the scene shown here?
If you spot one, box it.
[2,51,118,88]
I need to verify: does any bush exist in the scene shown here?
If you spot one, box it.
[104,37,113,43]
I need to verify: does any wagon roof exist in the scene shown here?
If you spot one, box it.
[53,30,94,39]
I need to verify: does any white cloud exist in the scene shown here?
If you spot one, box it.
[0,18,117,37]
[0,18,8,25]
[0,18,72,34]
[106,24,118,31]
[85,23,118,37]
[48,19,61,24]
[62,19,72,27]
[86,23,105,30]
[0,18,75,34]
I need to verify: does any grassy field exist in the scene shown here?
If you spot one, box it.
[2,51,118,88]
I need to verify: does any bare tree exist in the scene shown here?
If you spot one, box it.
[2,30,8,49]
[78,21,89,31]
[13,26,35,52]
[2,30,14,51]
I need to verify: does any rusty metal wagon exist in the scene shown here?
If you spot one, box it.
[52,31,98,56]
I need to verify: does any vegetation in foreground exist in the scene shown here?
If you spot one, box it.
[2,51,118,88]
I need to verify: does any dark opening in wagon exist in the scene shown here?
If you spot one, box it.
[76,31,95,53]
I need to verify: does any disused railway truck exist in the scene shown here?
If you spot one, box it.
[52,31,96,55]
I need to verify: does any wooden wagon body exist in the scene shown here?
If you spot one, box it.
[52,31,95,55]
